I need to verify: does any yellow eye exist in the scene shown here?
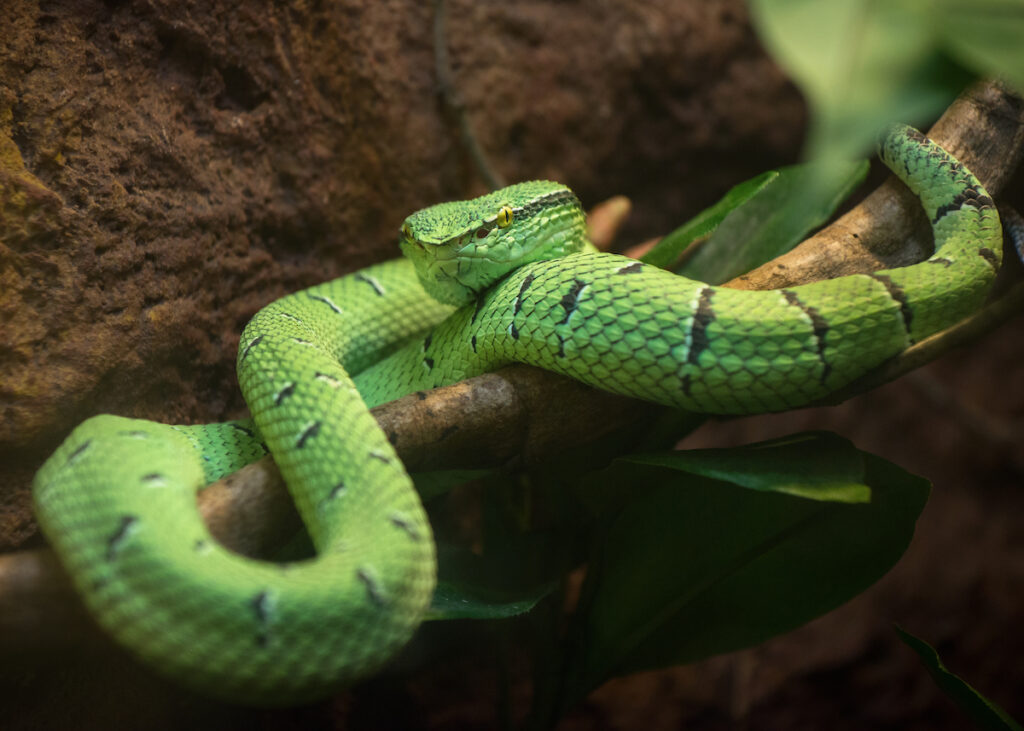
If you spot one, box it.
[496,205,514,228]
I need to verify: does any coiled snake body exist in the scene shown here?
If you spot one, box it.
[34,126,1002,702]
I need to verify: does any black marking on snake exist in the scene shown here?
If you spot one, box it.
[681,373,693,397]
[369,450,391,464]
[471,334,478,352]
[518,187,582,220]
[687,287,716,365]
[357,568,386,607]
[328,481,346,499]
[782,290,832,384]
[315,371,342,388]
[928,257,953,267]
[470,296,487,324]
[251,591,271,648]
[240,335,264,362]
[423,332,433,351]
[558,279,589,325]
[903,127,927,144]
[274,382,296,406]
[509,321,520,340]
[118,430,149,439]
[292,337,313,346]
[424,356,435,370]
[141,472,165,485]
[513,273,536,315]
[296,421,322,448]
[868,273,914,339]
[617,261,644,275]
[67,439,92,464]
[356,272,386,296]
[556,333,566,358]
[229,423,255,437]
[931,186,995,224]
[277,311,303,323]
[307,293,343,314]
[979,247,999,270]
[390,514,422,541]
[106,515,138,561]
[194,539,208,551]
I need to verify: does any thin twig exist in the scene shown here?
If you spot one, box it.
[433,0,506,190]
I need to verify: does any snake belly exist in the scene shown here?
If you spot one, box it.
[33,125,1002,703]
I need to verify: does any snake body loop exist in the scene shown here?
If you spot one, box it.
[33,126,1002,702]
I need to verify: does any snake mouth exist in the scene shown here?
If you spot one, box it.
[425,257,479,299]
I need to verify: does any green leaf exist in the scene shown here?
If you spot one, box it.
[934,0,1024,94]
[413,468,495,501]
[748,0,972,164]
[426,580,556,621]
[567,440,929,703]
[896,627,1024,731]
[641,170,778,271]
[622,432,870,503]
[426,526,580,622]
[679,160,869,285]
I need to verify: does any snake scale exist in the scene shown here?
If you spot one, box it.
[33,126,1002,702]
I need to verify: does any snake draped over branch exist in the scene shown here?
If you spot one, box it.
[33,125,1002,703]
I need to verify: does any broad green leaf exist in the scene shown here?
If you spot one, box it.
[641,170,778,270]
[896,627,1024,731]
[623,432,870,503]
[427,524,582,622]
[427,580,556,621]
[567,443,929,702]
[934,0,1024,94]
[680,160,868,285]
[748,0,972,164]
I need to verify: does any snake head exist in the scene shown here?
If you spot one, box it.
[399,180,588,306]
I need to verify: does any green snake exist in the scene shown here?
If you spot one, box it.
[33,126,1002,702]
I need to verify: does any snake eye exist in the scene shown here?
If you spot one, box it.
[496,205,514,228]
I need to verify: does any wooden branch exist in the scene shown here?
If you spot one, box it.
[729,80,1024,291]
[3,80,1023,655]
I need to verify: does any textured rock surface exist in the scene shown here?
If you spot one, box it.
[0,0,802,547]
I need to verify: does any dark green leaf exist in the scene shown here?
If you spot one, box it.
[427,580,556,621]
[413,468,495,501]
[568,442,929,702]
[896,626,1024,731]
[641,171,778,270]
[427,527,581,622]
[623,432,870,503]
[681,160,868,285]
[935,0,1024,94]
